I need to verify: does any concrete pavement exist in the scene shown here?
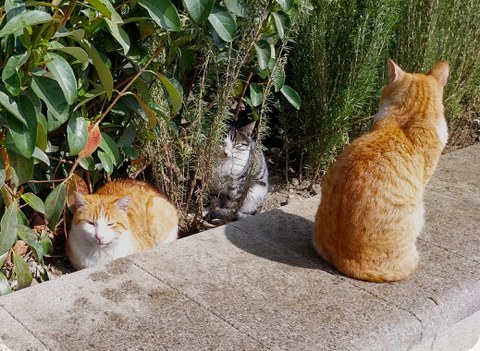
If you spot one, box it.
[0,144,479,351]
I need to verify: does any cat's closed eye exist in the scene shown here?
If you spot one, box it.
[107,222,115,227]
[85,220,95,226]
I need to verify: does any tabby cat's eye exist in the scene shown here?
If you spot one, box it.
[107,222,115,227]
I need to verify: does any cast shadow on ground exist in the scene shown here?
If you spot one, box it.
[224,208,337,274]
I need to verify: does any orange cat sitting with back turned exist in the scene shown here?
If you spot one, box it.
[313,59,449,282]
[66,179,178,270]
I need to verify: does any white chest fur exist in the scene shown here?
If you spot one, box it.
[210,137,250,194]
[436,115,449,146]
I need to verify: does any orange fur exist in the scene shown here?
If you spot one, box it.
[66,179,178,270]
[312,60,449,282]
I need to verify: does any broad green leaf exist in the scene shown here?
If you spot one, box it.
[44,52,78,105]
[225,0,246,17]
[134,95,157,128]
[67,114,88,156]
[0,86,27,126]
[13,253,32,290]
[53,28,85,41]
[0,10,53,38]
[24,230,52,263]
[121,146,138,160]
[51,46,89,70]
[45,110,68,133]
[32,147,50,166]
[254,40,271,71]
[5,95,37,158]
[280,84,301,110]
[7,151,33,186]
[249,83,264,107]
[85,0,111,19]
[138,0,181,31]
[5,0,25,20]
[40,232,53,256]
[17,210,28,227]
[117,123,136,147]
[16,225,37,244]
[2,53,28,96]
[208,5,237,42]
[275,0,293,11]
[25,89,42,115]
[36,113,48,150]
[98,150,114,174]
[0,272,12,296]
[29,242,44,262]
[44,183,66,231]
[272,11,290,39]
[183,0,214,23]
[21,193,45,215]
[0,157,5,188]
[100,133,121,165]
[105,18,131,55]
[85,0,122,22]
[81,41,113,100]
[31,75,69,127]
[29,233,52,263]
[79,156,95,171]
[156,73,183,114]
[0,204,18,255]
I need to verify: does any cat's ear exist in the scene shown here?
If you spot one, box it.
[387,59,405,84]
[115,196,130,212]
[239,121,256,138]
[428,60,449,87]
[73,192,88,211]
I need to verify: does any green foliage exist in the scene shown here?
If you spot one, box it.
[0,0,185,293]
[285,0,480,182]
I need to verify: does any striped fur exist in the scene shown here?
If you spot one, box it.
[312,60,449,282]
[207,121,268,222]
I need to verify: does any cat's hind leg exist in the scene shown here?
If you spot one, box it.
[147,196,178,245]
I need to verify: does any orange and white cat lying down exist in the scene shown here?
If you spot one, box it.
[313,59,449,282]
[66,179,178,270]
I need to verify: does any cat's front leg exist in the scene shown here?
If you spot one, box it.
[237,182,267,218]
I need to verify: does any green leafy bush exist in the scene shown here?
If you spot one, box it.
[0,0,185,293]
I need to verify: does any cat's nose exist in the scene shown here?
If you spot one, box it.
[95,233,104,243]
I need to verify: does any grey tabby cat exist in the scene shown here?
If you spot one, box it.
[207,121,268,223]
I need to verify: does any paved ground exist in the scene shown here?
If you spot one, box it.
[0,144,479,351]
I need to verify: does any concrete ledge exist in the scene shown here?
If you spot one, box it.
[0,144,479,351]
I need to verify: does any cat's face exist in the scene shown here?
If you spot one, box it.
[221,121,256,159]
[72,193,131,246]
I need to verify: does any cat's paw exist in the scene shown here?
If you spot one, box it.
[205,208,236,224]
